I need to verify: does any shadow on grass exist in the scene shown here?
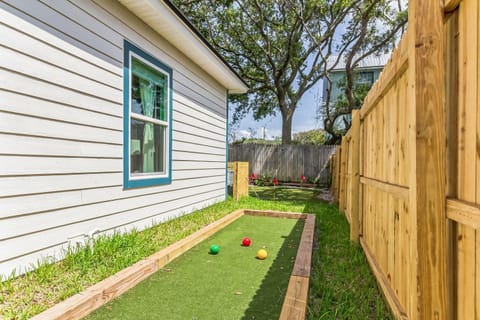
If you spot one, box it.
[240,218,304,320]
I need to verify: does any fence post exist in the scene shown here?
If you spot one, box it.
[333,147,341,201]
[349,110,361,242]
[228,161,249,200]
[408,1,448,318]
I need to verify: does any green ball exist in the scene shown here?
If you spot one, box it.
[210,244,220,254]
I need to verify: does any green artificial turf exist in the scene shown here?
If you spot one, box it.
[85,215,304,320]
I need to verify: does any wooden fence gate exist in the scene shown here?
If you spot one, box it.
[331,1,480,319]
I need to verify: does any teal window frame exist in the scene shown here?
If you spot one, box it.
[123,40,173,188]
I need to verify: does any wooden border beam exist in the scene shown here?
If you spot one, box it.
[280,213,315,320]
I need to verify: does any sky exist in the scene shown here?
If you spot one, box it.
[229,81,324,141]
[227,0,407,142]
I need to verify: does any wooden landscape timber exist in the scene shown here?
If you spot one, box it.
[30,210,315,320]
[332,0,480,319]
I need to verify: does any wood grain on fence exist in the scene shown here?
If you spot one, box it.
[332,1,480,319]
[228,144,336,184]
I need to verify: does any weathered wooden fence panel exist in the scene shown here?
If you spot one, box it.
[332,1,480,319]
[228,144,336,184]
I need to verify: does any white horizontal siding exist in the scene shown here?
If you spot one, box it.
[0,69,122,117]
[0,111,122,144]
[0,23,121,89]
[0,183,225,241]
[0,156,121,176]
[0,0,230,278]
[2,176,224,218]
[172,150,226,162]
[1,189,226,261]
[173,161,226,171]
[0,173,121,198]
[1,0,122,64]
[0,134,121,158]
[0,90,122,131]
[0,194,224,277]
[173,120,225,143]
[0,1,120,70]
[173,141,225,156]
[173,131,225,149]
[0,45,121,104]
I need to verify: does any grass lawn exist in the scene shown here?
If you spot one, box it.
[0,187,393,319]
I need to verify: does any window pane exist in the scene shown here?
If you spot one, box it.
[357,71,374,85]
[131,57,167,121]
[130,119,165,175]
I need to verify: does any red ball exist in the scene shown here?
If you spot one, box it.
[242,237,251,246]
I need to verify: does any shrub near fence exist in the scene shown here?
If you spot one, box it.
[228,144,336,185]
[332,1,480,319]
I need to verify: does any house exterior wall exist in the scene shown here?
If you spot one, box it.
[0,0,229,278]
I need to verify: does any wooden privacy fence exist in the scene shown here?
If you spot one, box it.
[228,144,336,184]
[331,1,480,319]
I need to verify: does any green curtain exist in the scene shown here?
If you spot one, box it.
[139,79,155,172]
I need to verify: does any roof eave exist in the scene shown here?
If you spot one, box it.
[118,0,248,94]
[330,65,385,73]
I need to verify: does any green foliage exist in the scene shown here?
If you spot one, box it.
[232,137,281,145]
[292,128,327,145]
[322,0,407,144]
[330,74,374,137]
[252,173,273,186]
[173,0,356,143]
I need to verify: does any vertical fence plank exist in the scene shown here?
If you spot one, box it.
[476,2,480,318]
[359,115,365,238]
[335,147,341,200]
[456,1,478,319]
[410,0,448,318]
[406,21,419,319]
[349,111,360,242]
[339,137,347,213]
[445,7,460,320]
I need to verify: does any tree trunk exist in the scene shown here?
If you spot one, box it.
[281,112,293,144]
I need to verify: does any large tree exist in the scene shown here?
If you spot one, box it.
[321,0,407,144]
[174,0,355,144]
[174,0,406,144]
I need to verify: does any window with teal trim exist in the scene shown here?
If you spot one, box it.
[124,40,172,188]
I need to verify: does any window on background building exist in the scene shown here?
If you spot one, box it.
[123,40,172,188]
[356,71,374,86]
